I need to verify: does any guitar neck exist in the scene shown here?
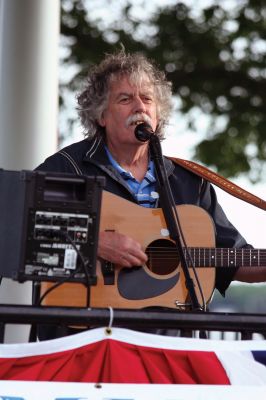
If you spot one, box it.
[186,247,266,268]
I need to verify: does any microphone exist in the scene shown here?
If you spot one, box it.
[134,122,154,142]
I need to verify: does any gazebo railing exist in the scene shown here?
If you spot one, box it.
[0,304,266,342]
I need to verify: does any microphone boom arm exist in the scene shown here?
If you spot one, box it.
[135,123,202,311]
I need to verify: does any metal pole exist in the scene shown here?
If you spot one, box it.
[0,0,60,343]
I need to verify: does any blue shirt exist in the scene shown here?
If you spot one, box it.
[105,146,158,208]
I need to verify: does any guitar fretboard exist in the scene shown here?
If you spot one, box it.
[185,247,266,268]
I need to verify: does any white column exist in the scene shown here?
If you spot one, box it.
[0,0,60,343]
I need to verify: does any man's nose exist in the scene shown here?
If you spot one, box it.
[133,96,146,113]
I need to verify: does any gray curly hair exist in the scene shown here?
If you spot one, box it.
[77,50,173,140]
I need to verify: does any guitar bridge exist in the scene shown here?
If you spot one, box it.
[175,300,192,310]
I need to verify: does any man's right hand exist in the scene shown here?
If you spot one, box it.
[97,231,148,267]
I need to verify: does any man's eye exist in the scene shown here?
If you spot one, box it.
[143,96,153,103]
[119,97,130,103]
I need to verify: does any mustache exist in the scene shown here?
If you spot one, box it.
[125,113,152,128]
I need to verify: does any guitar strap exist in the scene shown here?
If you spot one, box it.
[58,150,265,211]
[167,156,266,211]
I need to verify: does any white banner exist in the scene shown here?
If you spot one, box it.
[0,381,266,400]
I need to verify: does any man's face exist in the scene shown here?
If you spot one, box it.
[99,75,158,147]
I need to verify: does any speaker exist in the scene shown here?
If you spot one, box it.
[0,170,104,285]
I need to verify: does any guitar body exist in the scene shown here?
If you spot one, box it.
[41,191,216,310]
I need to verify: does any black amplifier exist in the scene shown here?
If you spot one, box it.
[0,170,104,285]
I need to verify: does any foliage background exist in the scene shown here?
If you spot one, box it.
[60,0,266,182]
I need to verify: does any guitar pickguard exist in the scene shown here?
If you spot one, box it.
[117,267,180,300]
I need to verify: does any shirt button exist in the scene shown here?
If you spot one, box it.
[151,191,159,199]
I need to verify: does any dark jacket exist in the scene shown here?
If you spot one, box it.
[36,136,251,297]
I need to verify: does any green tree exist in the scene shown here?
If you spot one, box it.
[60,0,266,182]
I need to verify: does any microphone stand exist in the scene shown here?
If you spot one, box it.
[148,134,202,311]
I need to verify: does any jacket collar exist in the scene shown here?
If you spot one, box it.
[83,136,107,164]
[83,136,133,191]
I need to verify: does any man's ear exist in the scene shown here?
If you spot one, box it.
[98,113,106,127]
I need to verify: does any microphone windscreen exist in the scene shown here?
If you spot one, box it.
[134,123,153,142]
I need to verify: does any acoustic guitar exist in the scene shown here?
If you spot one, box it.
[41,191,265,310]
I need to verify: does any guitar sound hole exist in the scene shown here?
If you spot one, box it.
[146,239,180,275]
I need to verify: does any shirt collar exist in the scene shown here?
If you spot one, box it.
[104,145,155,181]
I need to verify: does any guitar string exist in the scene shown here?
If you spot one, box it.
[146,248,265,254]
[146,247,265,253]
[146,247,264,251]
